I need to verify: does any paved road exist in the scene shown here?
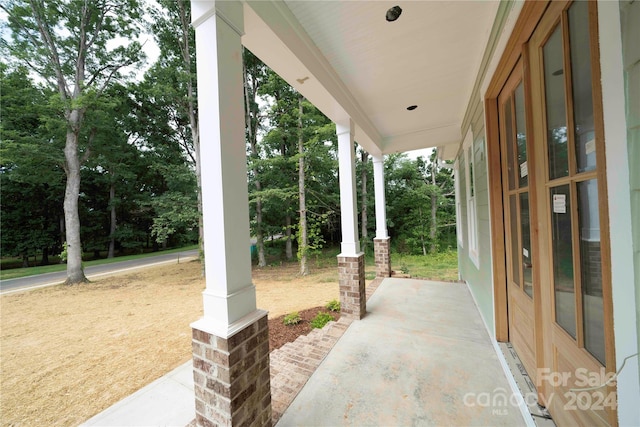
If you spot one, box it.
[0,249,199,295]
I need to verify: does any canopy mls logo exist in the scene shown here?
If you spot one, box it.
[538,367,617,412]
[463,368,617,415]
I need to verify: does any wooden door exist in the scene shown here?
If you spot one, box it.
[498,61,537,378]
[528,1,616,425]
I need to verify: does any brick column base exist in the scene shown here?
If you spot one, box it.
[192,314,272,427]
[338,253,366,319]
[374,237,391,278]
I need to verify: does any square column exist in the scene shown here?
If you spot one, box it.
[191,2,271,426]
[336,120,365,319]
[374,237,391,278]
[372,155,391,277]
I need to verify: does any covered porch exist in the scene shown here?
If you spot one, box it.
[83,276,535,426]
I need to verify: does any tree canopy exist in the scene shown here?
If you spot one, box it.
[1,2,457,276]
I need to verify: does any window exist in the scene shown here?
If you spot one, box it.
[464,131,479,267]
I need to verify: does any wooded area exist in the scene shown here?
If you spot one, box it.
[0,0,456,282]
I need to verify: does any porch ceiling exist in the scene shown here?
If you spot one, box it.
[242,0,499,158]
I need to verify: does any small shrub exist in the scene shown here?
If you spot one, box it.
[325,299,340,312]
[310,312,334,329]
[283,312,301,326]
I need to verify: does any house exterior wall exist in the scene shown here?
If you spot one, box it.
[456,1,640,424]
[620,0,640,394]
[458,100,495,336]
[617,0,640,417]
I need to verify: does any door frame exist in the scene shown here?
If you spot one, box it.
[485,1,617,424]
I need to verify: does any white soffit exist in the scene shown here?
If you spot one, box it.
[244,0,499,155]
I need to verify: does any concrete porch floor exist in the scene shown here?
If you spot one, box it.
[277,278,529,426]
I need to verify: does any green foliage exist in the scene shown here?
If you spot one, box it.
[283,312,301,326]
[391,250,459,282]
[325,299,340,312]
[310,312,335,329]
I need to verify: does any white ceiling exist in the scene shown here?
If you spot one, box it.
[243,0,499,158]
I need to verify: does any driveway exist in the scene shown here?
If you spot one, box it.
[0,249,198,295]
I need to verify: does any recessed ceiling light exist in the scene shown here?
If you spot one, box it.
[407,105,418,111]
[386,6,402,22]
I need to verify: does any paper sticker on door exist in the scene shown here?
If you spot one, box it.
[520,161,528,178]
[553,194,566,213]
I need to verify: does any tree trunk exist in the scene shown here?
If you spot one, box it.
[298,96,308,276]
[430,156,438,254]
[22,254,29,268]
[243,50,266,267]
[63,125,87,285]
[176,0,204,277]
[108,180,116,258]
[419,205,427,256]
[41,247,49,266]
[285,213,293,260]
[360,150,368,254]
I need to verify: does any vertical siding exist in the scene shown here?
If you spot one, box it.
[458,98,495,335]
[621,0,640,386]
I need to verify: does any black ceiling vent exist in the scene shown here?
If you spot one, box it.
[386,6,402,22]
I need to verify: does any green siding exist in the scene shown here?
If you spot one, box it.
[620,0,640,383]
[458,98,495,336]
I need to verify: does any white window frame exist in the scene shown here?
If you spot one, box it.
[464,131,479,267]
[454,159,464,248]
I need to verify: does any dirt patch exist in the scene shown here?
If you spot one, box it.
[0,260,340,427]
[268,306,340,351]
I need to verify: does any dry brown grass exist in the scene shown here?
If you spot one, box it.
[0,260,340,427]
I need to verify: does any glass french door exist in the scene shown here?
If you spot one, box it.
[499,60,536,378]
[528,1,615,425]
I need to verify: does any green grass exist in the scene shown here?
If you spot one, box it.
[391,249,459,282]
[0,245,198,281]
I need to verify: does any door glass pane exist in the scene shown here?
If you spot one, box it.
[568,1,597,173]
[578,179,605,364]
[544,26,569,180]
[551,185,576,338]
[509,194,520,287]
[505,98,516,190]
[520,192,533,298]
[515,83,528,188]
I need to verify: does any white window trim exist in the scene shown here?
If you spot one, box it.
[454,159,464,248]
[464,131,480,268]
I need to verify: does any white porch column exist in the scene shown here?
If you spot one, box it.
[336,120,366,319]
[372,155,388,239]
[372,154,392,278]
[191,0,262,338]
[337,120,361,256]
[190,2,271,426]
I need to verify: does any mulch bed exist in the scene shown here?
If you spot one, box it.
[268,306,341,351]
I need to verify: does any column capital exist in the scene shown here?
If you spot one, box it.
[372,154,384,164]
[335,119,354,138]
[192,0,244,36]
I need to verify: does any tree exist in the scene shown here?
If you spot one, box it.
[2,0,145,284]
[297,95,309,275]
[0,64,65,266]
[147,0,202,267]
[384,152,455,255]
[243,48,268,267]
